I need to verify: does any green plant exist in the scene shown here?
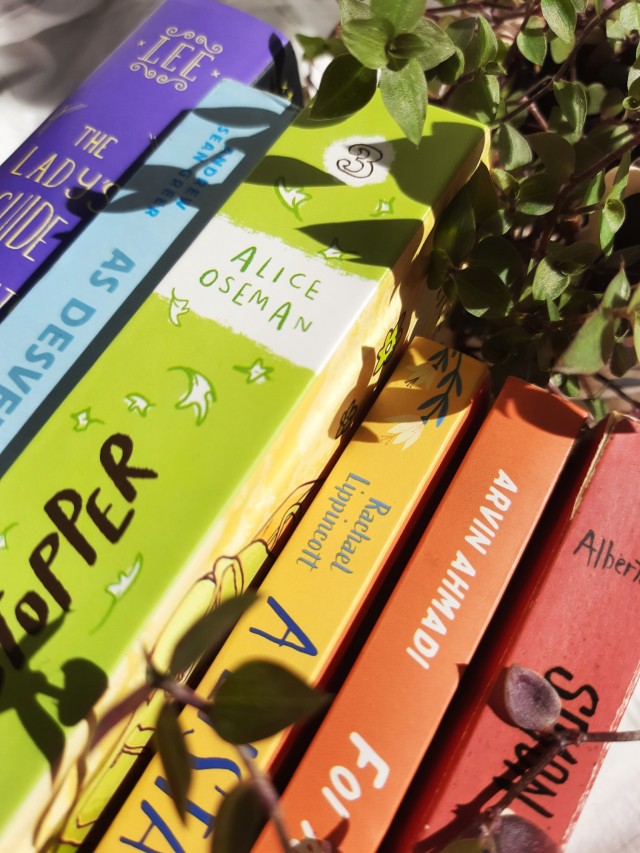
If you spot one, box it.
[301,0,640,419]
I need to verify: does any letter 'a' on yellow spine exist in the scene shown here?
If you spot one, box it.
[96,337,488,851]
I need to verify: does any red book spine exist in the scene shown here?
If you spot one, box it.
[389,414,640,852]
[253,378,586,853]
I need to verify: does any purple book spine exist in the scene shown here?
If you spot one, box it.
[0,0,295,309]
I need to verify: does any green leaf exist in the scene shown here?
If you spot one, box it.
[620,1,640,33]
[555,309,615,373]
[541,0,577,43]
[208,661,331,744]
[532,257,571,301]
[601,88,625,118]
[434,188,476,265]
[571,170,605,207]
[168,591,258,678]
[342,18,393,69]
[492,168,519,196]
[407,19,457,70]
[599,197,626,254]
[372,0,426,32]
[610,340,638,377]
[553,80,588,140]
[465,15,499,72]
[310,54,377,120]
[466,162,500,223]
[602,267,631,308]
[528,132,575,182]
[497,123,532,170]
[449,71,500,122]
[549,33,574,63]
[339,0,369,24]
[634,309,640,360]
[469,236,525,286]
[518,173,559,215]
[379,60,427,145]
[516,16,548,66]
[432,44,465,84]
[296,34,345,60]
[586,82,607,115]
[155,704,191,821]
[453,266,513,318]
[446,17,476,52]
[547,241,600,274]
[611,151,631,201]
[211,781,266,853]
[426,248,452,292]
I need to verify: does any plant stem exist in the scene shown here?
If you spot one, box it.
[237,745,293,853]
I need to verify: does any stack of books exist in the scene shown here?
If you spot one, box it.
[3,3,637,852]
[0,1,489,850]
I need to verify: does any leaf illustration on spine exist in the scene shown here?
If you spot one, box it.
[91,554,143,633]
[170,367,216,425]
[275,178,311,219]
[0,523,18,552]
[417,348,464,426]
[169,288,190,326]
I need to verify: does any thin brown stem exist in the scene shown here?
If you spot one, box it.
[237,745,293,853]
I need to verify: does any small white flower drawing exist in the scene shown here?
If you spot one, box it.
[384,415,425,449]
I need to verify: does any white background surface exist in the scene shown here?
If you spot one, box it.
[1,1,638,850]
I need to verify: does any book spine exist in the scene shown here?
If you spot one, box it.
[92,338,488,851]
[389,415,640,852]
[0,0,296,309]
[0,81,296,471]
[253,378,587,853]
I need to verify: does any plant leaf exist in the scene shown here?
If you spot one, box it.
[372,0,426,32]
[541,0,577,43]
[310,54,378,120]
[155,703,191,821]
[465,15,499,72]
[516,16,548,65]
[342,17,393,69]
[610,340,638,377]
[406,19,457,70]
[532,258,570,301]
[168,591,258,677]
[555,309,615,373]
[338,0,369,24]
[453,266,513,318]
[449,71,500,122]
[504,664,562,732]
[493,813,559,853]
[553,80,588,140]
[528,132,575,182]
[634,309,640,361]
[599,197,626,255]
[470,236,524,286]
[207,661,331,744]
[602,267,631,309]
[434,187,476,265]
[211,780,266,853]
[547,241,600,275]
[518,173,559,215]
[620,0,640,33]
[497,123,533,170]
[379,60,427,145]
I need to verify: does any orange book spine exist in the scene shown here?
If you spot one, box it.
[254,377,586,853]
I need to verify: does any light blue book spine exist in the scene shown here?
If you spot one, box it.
[0,80,296,469]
